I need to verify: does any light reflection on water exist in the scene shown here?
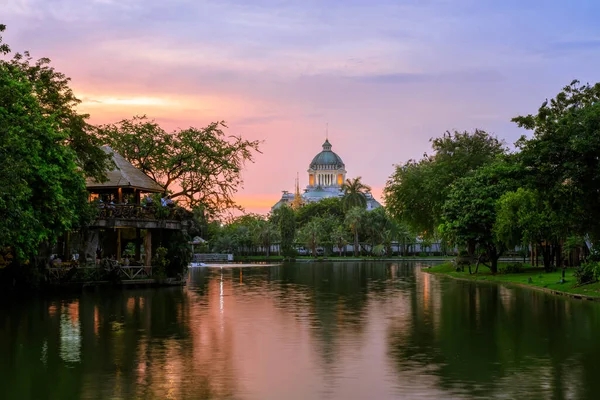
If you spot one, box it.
[1,262,600,399]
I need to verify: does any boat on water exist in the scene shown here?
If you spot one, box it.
[189,262,209,267]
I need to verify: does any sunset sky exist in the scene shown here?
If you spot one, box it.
[4,0,600,214]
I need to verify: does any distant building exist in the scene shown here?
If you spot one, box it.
[272,139,381,211]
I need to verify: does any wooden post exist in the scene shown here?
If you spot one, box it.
[145,230,152,266]
[135,228,141,262]
[117,229,122,261]
[118,188,122,203]
[64,231,71,260]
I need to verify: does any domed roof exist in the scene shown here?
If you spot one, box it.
[302,187,341,200]
[310,139,345,169]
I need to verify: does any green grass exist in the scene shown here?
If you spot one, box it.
[426,262,600,299]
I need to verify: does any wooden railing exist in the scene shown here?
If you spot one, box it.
[47,262,153,281]
[95,204,187,221]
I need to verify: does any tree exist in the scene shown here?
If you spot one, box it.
[341,177,371,210]
[2,27,110,181]
[298,219,323,257]
[272,205,296,258]
[495,188,565,272]
[296,197,344,228]
[361,207,394,253]
[252,219,278,257]
[0,25,89,267]
[345,207,366,257]
[385,129,506,237]
[97,116,261,217]
[513,80,600,242]
[331,225,349,257]
[440,160,521,274]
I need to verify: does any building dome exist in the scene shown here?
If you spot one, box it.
[309,139,345,169]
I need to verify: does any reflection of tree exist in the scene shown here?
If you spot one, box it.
[387,271,600,399]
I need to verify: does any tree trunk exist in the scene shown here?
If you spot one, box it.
[354,230,359,257]
[541,243,552,272]
[489,246,501,274]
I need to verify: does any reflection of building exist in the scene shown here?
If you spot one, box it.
[272,139,381,211]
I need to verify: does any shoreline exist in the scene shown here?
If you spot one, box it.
[423,263,600,302]
[232,257,527,263]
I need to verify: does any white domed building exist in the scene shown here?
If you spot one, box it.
[272,139,381,211]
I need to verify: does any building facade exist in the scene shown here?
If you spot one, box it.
[272,139,381,211]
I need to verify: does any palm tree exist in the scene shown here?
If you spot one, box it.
[299,219,322,257]
[331,225,349,257]
[341,177,371,210]
[345,206,365,257]
[252,220,278,257]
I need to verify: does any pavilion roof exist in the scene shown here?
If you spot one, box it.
[86,146,164,193]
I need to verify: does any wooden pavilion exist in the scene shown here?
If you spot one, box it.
[83,146,183,266]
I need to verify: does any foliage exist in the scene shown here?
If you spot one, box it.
[331,225,349,257]
[164,230,192,277]
[97,115,261,217]
[252,219,278,257]
[152,247,169,280]
[385,129,506,237]
[341,177,371,211]
[440,160,521,273]
[573,262,600,285]
[345,207,366,257]
[1,26,110,181]
[298,219,323,257]
[498,263,524,274]
[495,187,565,271]
[273,205,297,258]
[0,26,91,262]
[513,80,600,241]
[296,197,344,227]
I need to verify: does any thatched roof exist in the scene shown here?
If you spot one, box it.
[86,146,164,193]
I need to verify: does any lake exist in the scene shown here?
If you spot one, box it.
[1,262,600,399]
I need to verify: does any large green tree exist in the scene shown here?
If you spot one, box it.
[440,160,521,274]
[97,115,261,217]
[385,129,506,237]
[495,188,565,271]
[513,80,600,241]
[0,25,90,267]
[2,28,110,181]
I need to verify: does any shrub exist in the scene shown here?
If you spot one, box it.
[152,247,169,280]
[574,262,600,285]
[499,263,524,274]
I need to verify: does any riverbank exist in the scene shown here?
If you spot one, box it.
[424,262,600,301]
[233,255,528,263]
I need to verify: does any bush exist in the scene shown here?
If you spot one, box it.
[499,263,524,274]
[152,247,169,280]
[574,262,600,285]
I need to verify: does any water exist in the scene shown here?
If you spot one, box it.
[1,262,600,400]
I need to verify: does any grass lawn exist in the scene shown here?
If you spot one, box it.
[425,262,600,299]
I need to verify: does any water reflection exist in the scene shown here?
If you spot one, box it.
[1,262,600,399]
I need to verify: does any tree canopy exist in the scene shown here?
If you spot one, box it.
[385,129,506,237]
[97,115,261,217]
[341,177,371,210]
[0,25,90,261]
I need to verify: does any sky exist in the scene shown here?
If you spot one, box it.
[3,0,600,214]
